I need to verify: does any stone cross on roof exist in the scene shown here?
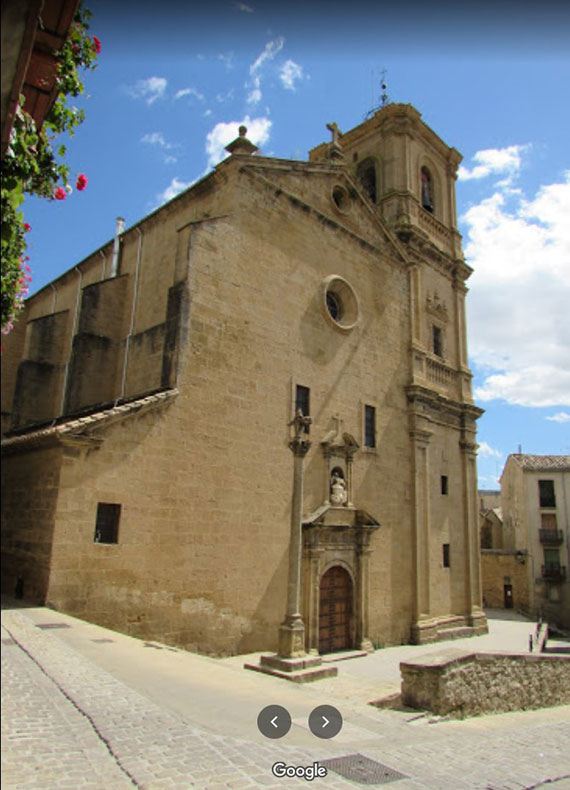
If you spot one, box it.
[326,122,344,162]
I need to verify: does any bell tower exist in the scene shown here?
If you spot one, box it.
[309,103,487,643]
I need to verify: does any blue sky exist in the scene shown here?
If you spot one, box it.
[21,0,570,487]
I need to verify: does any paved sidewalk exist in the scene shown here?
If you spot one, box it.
[2,604,570,789]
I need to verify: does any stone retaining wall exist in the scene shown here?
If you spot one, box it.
[400,648,570,717]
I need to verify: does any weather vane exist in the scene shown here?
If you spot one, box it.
[364,69,389,120]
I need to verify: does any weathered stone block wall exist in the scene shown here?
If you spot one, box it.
[481,551,530,611]
[10,311,69,427]
[401,649,570,716]
[0,446,62,602]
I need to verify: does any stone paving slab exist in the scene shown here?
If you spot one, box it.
[2,607,570,790]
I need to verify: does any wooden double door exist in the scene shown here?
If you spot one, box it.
[319,565,353,654]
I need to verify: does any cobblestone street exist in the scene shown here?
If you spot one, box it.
[2,606,570,789]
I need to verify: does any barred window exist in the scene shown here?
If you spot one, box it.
[94,503,121,544]
[295,385,310,433]
[538,480,556,508]
[364,404,376,448]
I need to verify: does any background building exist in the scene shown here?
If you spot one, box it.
[480,454,570,629]
[1,103,487,654]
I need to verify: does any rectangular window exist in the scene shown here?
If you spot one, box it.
[295,385,310,433]
[441,475,448,495]
[543,548,560,570]
[364,404,376,448]
[538,480,556,508]
[541,513,557,531]
[443,543,450,568]
[432,325,443,358]
[94,503,121,544]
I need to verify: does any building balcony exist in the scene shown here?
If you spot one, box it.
[539,529,564,545]
[541,565,566,582]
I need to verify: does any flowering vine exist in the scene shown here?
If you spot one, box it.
[1,3,99,334]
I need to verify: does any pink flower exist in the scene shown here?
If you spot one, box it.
[93,36,101,54]
[54,187,66,200]
[76,173,88,191]
[23,222,32,232]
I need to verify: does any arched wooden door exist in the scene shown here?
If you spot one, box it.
[319,565,352,654]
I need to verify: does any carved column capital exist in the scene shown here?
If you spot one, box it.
[289,436,311,457]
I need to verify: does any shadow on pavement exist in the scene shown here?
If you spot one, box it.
[484,608,534,622]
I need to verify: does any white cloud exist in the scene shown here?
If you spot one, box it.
[141,132,178,163]
[203,109,212,117]
[478,441,502,458]
[545,412,570,423]
[464,168,570,407]
[205,116,271,169]
[155,177,193,205]
[141,132,167,146]
[458,144,530,183]
[279,59,303,91]
[174,87,204,101]
[125,77,167,105]
[233,1,253,10]
[247,37,285,105]
[218,52,234,71]
[216,89,234,104]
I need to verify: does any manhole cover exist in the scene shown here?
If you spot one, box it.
[91,638,115,644]
[320,754,408,785]
[35,623,71,630]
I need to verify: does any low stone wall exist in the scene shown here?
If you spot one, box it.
[400,648,570,717]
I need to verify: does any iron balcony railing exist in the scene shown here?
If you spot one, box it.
[539,529,564,545]
[541,565,566,582]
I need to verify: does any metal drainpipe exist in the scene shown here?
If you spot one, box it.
[60,265,83,415]
[110,217,125,277]
[118,226,143,402]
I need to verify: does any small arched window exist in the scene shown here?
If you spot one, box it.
[420,166,434,213]
[356,158,377,203]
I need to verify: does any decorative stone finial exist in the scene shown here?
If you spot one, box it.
[225,125,259,156]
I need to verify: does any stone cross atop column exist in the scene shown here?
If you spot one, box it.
[326,122,344,163]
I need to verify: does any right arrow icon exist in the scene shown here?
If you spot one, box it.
[309,705,343,739]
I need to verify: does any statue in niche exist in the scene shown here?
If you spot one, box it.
[330,469,347,505]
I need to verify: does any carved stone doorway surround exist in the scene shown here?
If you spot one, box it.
[301,415,380,654]
[302,506,379,654]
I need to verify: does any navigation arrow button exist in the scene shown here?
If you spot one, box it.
[309,705,343,739]
[257,705,291,739]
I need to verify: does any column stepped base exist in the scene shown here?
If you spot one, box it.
[244,653,338,683]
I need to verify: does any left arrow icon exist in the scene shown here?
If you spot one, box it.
[257,705,291,739]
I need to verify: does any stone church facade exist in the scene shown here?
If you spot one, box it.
[1,103,487,655]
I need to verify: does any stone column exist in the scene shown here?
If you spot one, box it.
[346,448,356,507]
[305,541,323,655]
[278,410,311,658]
[410,426,433,643]
[356,529,374,652]
[461,435,487,633]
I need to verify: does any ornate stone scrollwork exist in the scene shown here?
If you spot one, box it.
[426,290,449,322]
